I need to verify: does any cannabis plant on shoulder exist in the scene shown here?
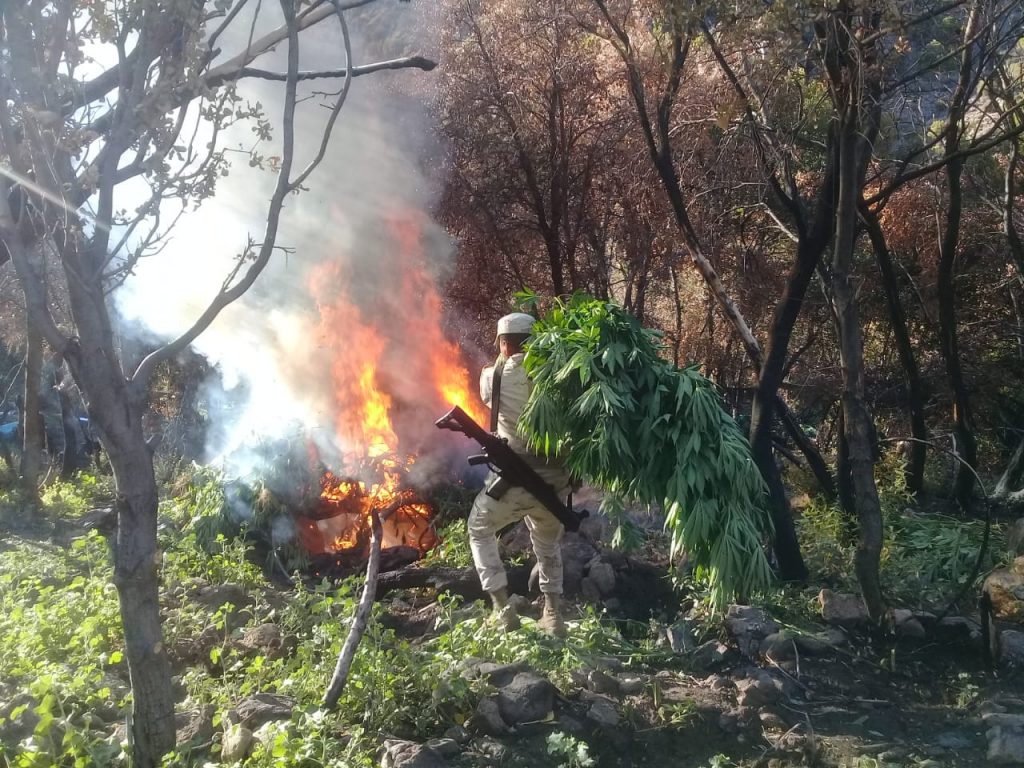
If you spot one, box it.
[519,294,773,607]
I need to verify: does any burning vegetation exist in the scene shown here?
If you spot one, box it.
[256,213,487,577]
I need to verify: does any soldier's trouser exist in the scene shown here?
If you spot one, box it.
[468,465,569,595]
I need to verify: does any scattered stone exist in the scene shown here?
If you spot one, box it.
[193,583,253,612]
[175,705,214,747]
[474,738,507,762]
[506,594,533,617]
[380,740,446,768]
[893,608,914,625]
[1001,630,1024,667]
[586,699,619,728]
[587,558,617,596]
[0,693,39,743]
[425,738,460,758]
[724,605,780,655]
[706,674,733,692]
[896,617,927,639]
[1008,518,1024,558]
[580,577,602,603]
[585,669,620,696]
[460,660,529,687]
[877,747,908,761]
[443,725,470,744]
[987,716,1024,765]
[735,672,781,708]
[936,616,980,642]
[472,697,510,736]
[718,710,740,733]
[758,711,787,731]
[664,621,696,653]
[496,672,555,725]
[983,557,1024,623]
[617,676,645,696]
[759,631,798,661]
[934,730,974,750]
[230,693,295,729]
[691,640,729,670]
[792,634,833,655]
[237,623,291,659]
[221,723,253,763]
[818,589,869,626]
[980,701,1010,716]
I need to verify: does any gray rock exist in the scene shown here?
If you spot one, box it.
[586,699,620,728]
[585,669,620,696]
[580,577,602,603]
[1001,630,1024,667]
[443,725,470,744]
[664,621,696,653]
[987,718,1024,765]
[237,624,291,659]
[472,697,510,736]
[474,738,507,761]
[231,693,295,729]
[877,747,908,761]
[617,676,645,696]
[896,617,927,639]
[818,590,869,626]
[175,705,214,747]
[936,616,980,642]
[221,724,253,763]
[587,559,617,596]
[791,634,832,655]
[193,583,253,612]
[980,701,1010,716]
[735,673,781,708]
[380,740,446,768]
[936,730,975,750]
[460,660,530,687]
[1008,518,1024,558]
[758,712,787,731]
[759,632,798,661]
[706,674,733,691]
[691,640,729,669]
[724,605,781,651]
[495,673,555,725]
[425,738,460,758]
[893,608,913,624]
[0,693,39,743]
[506,594,533,617]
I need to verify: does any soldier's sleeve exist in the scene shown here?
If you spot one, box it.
[479,366,494,407]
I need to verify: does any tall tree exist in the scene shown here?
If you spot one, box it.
[0,1,432,764]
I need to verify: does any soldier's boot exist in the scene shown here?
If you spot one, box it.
[538,593,567,638]
[488,588,521,631]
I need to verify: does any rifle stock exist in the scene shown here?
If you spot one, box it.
[435,405,587,532]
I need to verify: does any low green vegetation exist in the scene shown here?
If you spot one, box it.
[0,475,667,767]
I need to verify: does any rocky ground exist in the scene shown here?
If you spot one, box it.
[2,502,1023,767]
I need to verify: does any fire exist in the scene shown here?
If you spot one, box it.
[302,210,485,560]
[298,467,439,557]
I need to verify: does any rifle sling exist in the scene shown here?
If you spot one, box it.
[490,357,503,434]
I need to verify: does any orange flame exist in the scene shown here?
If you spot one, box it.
[304,210,484,556]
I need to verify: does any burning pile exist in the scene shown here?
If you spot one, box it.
[286,211,486,575]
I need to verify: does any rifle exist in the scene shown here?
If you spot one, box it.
[435,405,588,532]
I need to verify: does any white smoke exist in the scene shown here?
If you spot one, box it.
[114,2,474,481]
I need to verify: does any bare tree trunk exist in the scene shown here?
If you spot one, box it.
[994,435,1024,499]
[20,323,43,498]
[937,0,984,508]
[823,7,888,626]
[861,206,927,495]
[324,507,382,710]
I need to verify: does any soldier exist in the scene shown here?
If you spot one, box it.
[468,312,571,636]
